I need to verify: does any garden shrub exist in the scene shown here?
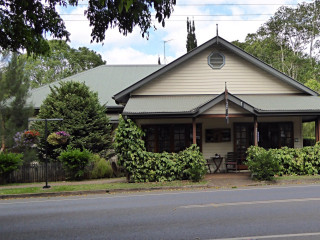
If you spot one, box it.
[114,115,207,183]
[90,154,113,179]
[59,146,92,180]
[271,147,301,175]
[246,146,280,181]
[246,142,320,179]
[179,145,207,182]
[0,152,23,183]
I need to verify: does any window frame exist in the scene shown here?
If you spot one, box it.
[208,52,225,69]
[142,124,202,153]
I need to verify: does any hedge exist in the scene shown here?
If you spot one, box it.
[113,115,207,182]
[246,142,320,180]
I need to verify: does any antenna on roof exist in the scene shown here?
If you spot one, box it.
[216,24,219,44]
[163,39,173,64]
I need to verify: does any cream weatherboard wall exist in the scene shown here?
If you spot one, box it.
[202,100,249,115]
[133,46,302,96]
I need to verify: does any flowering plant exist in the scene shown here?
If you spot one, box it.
[23,130,40,140]
[14,130,39,149]
[47,131,70,146]
[56,131,70,138]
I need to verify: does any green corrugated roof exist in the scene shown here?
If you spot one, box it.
[123,95,216,115]
[122,94,320,116]
[239,95,320,111]
[27,65,163,109]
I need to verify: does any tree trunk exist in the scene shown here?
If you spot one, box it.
[0,118,5,152]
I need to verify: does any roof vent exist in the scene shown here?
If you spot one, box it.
[208,52,225,69]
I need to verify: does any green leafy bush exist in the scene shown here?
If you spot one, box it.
[180,145,207,182]
[59,147,92,180]
[0,152,23,183]
[90,154,113,179]
[246,143,320,179]
[114,115,206,183]
[246,146,280,181]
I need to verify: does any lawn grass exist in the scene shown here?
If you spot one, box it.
[275,174,320,181]
[0,179,208,195]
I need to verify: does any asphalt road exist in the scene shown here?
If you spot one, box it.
[1,185,320,240]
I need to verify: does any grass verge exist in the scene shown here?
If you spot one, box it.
[0,180,208,195]
[275,175,320,181]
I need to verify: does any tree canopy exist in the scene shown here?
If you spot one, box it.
[21,40,106,88]
[0,0,176,55]
[0,53,33,151]
[232,1,320,84]
[32,81,112,161]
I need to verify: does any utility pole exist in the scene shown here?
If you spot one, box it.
[28,118,63,189]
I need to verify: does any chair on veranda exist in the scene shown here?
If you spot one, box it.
[225,152,238,173]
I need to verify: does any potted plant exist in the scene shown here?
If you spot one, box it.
[23,130,40,144]
[47,131,70,146]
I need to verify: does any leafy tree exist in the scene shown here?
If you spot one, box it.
[232,0,320,84]
[0,0,176,55]
[186,17,197,52]
[21,40,106,88]
[32,81,112,161]
[0,53,33,152]
[305,79,320,93]
[233,34,316,84]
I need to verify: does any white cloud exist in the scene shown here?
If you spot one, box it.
[55,0,314,64]
[101,47,175,64]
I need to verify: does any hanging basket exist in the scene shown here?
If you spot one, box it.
[47,131,70,146]
[58,137,68,145]
[23,130,40,143]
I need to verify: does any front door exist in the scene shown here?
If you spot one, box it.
[234,123,253,169]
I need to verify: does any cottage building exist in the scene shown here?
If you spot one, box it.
[29,36,320,170]
[113,36,320,170]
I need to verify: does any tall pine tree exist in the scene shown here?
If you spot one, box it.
[0,53,33,152]
[186,17,197,52]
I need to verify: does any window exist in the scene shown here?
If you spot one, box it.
[205,128,231,142]
[208,52,225,69]
[145,127,156,152]
[259,122,293,149]
[143,124,202,153]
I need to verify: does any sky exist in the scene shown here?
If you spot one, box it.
[56,0,314,65]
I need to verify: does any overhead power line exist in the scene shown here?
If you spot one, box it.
[176,3,299,6]
[73,3,300,6]
[63,19,269,22]
[60,13,274,16]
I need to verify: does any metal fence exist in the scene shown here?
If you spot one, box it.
[3,162,66,184]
